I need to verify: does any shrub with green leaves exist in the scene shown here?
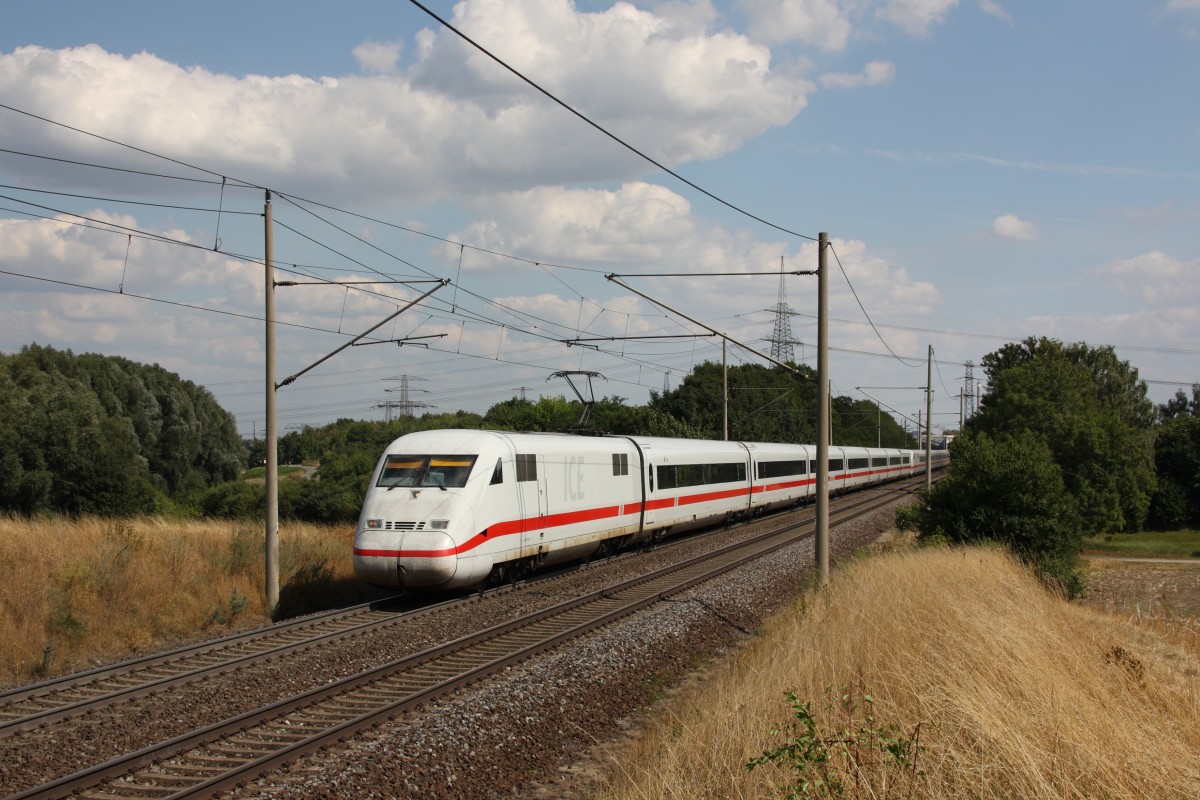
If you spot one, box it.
[919,429,1084,596]
[747,682,922,799]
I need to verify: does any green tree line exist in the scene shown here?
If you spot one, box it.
[0,344,243,514]
[0,348,918,520]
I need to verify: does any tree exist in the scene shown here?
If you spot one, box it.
[1160,385,1199,421]
[1148,385,1200,529]
[0,344,244,515]
[650,361,904,446]
[917,337,1159,594]
[921,430,1083,596]
[973,337,1156,533]
[483,395,580,431]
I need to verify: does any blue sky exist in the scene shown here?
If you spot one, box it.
[1,0,1197,441]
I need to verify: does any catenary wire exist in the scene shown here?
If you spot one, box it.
[0,183,260,216]
[829,241,922,368]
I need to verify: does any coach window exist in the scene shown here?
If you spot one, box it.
[516,453,537,482]
[829,458,844,471]
[759,460,806,479]
[612,452,629,476]
[490,458,504,485]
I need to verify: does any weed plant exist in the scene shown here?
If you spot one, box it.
[746,681,922,799]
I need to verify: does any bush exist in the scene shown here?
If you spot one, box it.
[1146,477,1189,531]
[919,430,1085,597]
[894,504,922,533]
[200,481,263,519]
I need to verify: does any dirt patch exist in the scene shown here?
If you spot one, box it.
[1081,558,1200,619]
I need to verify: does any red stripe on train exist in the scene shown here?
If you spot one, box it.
[354,473,905,560]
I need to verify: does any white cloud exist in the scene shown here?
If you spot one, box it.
[819,237,941,317]
[0,182,949,425]
[352,40,403,74]
[978,0,1011,22]
[1118,200,1200,224]
[877,0,960,36]
[991,213,1039,241]
[444,184,941,338]
[0,1,813,202]
[0,210,280,376]
[1017,306,1200,395]
[738,0,855,50]
[739,0,962,46]
[449,182,698,265]
[1086,250,1200,303]
[819,60,895,89]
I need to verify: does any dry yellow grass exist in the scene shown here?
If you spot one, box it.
[0,515,367,687]
[599,545,1200,799]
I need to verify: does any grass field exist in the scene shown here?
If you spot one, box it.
[597,544,1200,800]
[1081,529,1200,558]
[239,465,311,482]
[0,515,382,688]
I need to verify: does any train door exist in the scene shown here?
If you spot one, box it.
[514,452,547,558]
[643,456,656,525]
[535,455,548,551]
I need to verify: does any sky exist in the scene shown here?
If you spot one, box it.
[1,0,1198,443]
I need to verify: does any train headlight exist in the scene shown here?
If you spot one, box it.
[429,519,450,530]
[365,519,383,529]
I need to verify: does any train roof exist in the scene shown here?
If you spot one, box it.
[379,429,919,457]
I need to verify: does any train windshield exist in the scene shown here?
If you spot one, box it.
[377,454,479,489]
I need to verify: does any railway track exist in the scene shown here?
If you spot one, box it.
[7,478,919,800]
[0,508,738,740]
[0,593,435,737]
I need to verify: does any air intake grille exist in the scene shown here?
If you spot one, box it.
[385,521,427,531]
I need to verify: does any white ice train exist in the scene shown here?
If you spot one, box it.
[353,429,949,590]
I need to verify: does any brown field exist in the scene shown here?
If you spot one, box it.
[0,515,378,688]
[596,545,1200,800]
[1082,558,1200,620]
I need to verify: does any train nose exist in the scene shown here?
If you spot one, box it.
[353,528,406,587]
[351,529,461,589]
[394,531,459,588]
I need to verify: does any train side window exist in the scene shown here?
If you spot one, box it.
[490,458,504,485]
[657,465,676,491]
[759,460,806,479]
[829,458,844,471]
[612,453,629,476]
[516,453,537,482]
[648,466,654,492]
